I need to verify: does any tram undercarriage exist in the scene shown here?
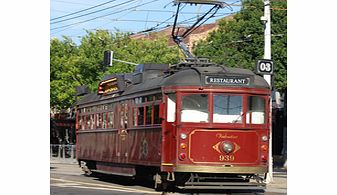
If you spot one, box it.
[154,172,266,192]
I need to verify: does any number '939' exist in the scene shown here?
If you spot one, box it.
[219,155,235,161]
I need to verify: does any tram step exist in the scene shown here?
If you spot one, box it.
[178,185,265,190]
[185,182,266,186]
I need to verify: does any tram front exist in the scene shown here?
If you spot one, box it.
[159,65,271,190]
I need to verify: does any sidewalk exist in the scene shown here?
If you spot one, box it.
[50,159,82,176]
[265,166,287,194]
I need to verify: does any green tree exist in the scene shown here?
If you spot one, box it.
[50,37,81,110]
[50,31,180,110]
[193,0,287,90]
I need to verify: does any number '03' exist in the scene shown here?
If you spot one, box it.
[260,62,271,72]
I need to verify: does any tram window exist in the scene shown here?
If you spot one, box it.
[137,107,144,126]
[181,94,209,122]
[247,96,265,124]
[146,106,153,125]
[108,104,113,110]
[153,105,160,124]
[97,113,102,129]
[86,115,90,129]
[79,116,83,130]
[123,104,128,128]
[133,108,137,127]
[108,112,114,128]
[90,114,95,129]
[213,95,243,123]
[135,97,143,104]
[82,116,85,129]
[147,96,154,102]
[155,93,162,101]
[167,94,176,122]
[103,113,107,128]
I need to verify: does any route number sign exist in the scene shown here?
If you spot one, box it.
[257,59,273,75]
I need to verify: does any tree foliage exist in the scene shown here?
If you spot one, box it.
[50,31,180,110]
[193,0,287,90]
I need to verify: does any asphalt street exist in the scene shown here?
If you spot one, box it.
[50,160,287,195]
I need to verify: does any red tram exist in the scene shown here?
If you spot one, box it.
[75,60,270,191]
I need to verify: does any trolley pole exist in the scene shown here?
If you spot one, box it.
[261,0,273,183]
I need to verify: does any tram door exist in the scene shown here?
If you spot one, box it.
[162,93,177,165]
[117,102,129,163]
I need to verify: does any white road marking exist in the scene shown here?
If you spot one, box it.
[50,178,161,194]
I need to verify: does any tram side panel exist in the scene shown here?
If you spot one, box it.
[77,131,119,163]
[127,128,162,166]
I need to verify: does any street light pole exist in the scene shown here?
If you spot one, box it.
[261,0,273,183]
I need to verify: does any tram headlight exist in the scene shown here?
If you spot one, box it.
[180,133,187,140]
[262,135,268,142]
[222,142,234,154]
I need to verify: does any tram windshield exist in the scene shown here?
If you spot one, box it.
[246,96,265,124]
[179,93,266,124]
[213,95,243,123]
[181,94,209,122]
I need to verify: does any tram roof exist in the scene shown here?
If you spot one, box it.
[76,63,270,106]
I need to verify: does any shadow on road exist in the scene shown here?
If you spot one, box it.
[88,172,266,194]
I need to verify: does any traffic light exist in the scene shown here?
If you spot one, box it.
[103,50,113,66]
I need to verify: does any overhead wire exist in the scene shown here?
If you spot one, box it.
[51,0,118,21]
[51,0,139,24]
[91,0,146,30]
[50,0,244,41]
[51,0,140,35]
[51,0,160,31]
[136,4,186,34]
[52,0,94,7]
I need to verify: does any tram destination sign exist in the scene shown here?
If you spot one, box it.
[98,74,126,95]
[205,76,250,86]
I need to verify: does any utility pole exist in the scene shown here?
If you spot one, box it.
[261,0,273,183]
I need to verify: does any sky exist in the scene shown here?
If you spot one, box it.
[50,0,242,45]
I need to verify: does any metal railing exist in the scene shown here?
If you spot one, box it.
[50,144,77,164]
